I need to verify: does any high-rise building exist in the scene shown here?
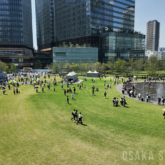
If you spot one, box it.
[35,0,56,50]
[146,20,160,51]
[36,0,145,63]
[36,0,135,49]
[0,0,33,67]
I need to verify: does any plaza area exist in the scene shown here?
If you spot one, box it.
[0,76,165,165]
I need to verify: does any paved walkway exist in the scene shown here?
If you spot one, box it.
[116,82,165,106]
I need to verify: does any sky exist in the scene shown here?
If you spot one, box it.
[32,0,165,49]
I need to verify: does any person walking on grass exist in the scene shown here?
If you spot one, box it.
[16,88,18,94]
[3,88,5,95]
[66,96,69,104]
[104,91,107,98]
[64,89,66,96]
[72,93,74,100]
[13,88,15,95]
[77,112,82,125]
[71,109,76,122]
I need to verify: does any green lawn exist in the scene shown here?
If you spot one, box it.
[0,77,165,165]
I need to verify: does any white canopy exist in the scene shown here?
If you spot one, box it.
[87,70,99,77]
[67,71,77,76]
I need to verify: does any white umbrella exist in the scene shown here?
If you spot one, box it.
[162,109,165,111]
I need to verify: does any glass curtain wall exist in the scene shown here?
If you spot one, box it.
[35,0,55,50]
[54,0,135,41]
[101,32,145,62]
[0,0,33,48]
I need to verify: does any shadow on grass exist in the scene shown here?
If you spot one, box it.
[82,124,87,126]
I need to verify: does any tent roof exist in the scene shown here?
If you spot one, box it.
[67,71,77,76]
[87,71,99,74]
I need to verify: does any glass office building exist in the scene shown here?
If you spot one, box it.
[0,0,33,48]
[35,0,56,50]
[36,0,135,49]
[53,47,98,64]
[100,32,145,62]
[0,0,33,67]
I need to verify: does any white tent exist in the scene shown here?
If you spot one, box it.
[87,71,99,77]
[66,71,78,82]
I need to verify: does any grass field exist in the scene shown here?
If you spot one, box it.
[0,77,165,165]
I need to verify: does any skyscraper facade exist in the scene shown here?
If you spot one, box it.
[146,20,160,51]
[36,0,145,63]
[0,0,33,48]
[0,0,33,67]
[36,0,135,49]
[35,0,56,50]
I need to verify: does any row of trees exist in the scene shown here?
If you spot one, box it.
[1,55,164,76]
[49,57,144,76]
[50,55,165,76]
[59,42,87,48]
[0,61,17,72]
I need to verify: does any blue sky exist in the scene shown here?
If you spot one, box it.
[32,0,165,49]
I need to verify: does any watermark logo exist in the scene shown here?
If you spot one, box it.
[122,151,163,161]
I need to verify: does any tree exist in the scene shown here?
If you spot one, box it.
[161,56,165,71]
[65,63,70,70]
[82,63,87,72]
[58,62,64,72]
[94,62,101,72]
[102,63,108,74]
[70,63,78,72]
[34,60,42,69]
[62,42,67,47]
[114,59,126,74]
[0,61,8,71]
[83,43,86,47]
[50,63,58,73]
[69,42,74,48]
[10,63,17,72]
[144,55,159,76]
[88,62,95,71]
[107,61,114,74]
[75,44,79,48]
[128,59,134,70]
[133,59,143,77]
